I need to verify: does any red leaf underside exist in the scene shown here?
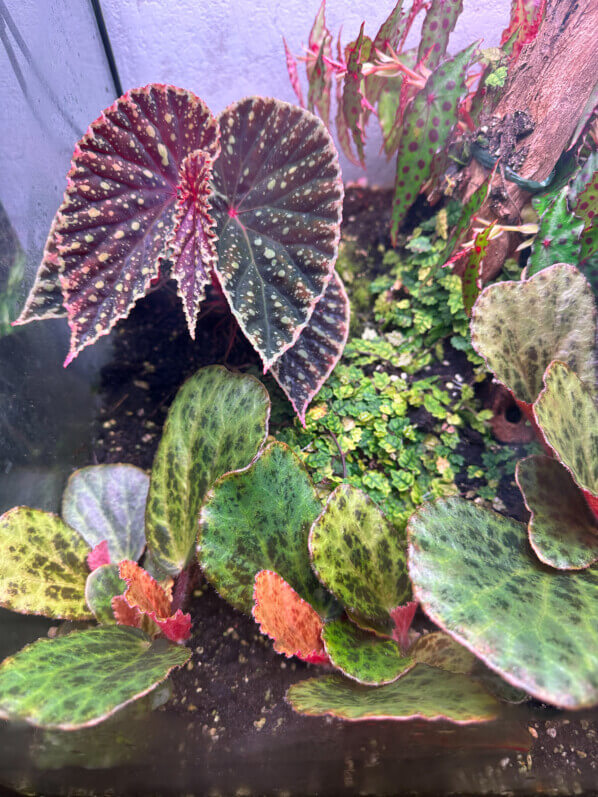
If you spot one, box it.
[252,570,328,662]
[271,270,349,424]
[87,540,111,571]
[390,601,418,652]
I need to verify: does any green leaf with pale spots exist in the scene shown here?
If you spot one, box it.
[322,619,413,685]
[517,455,598,570]
[533,362,598,497]
[528,188,584,276]
[271,270,349,425]
[470,264,596,404]
[0,626,190,729]
[211,97,343,371]
[411,631,477,674]
[199,442,332,615]
[390,44,476,243]
[418,0,464,70]
[408,497,598,708]
[0,507,91,619]
[342,23,367,166]
[309,485,411,635]
[146,366,270,576]
[286,665,500,723]
[85,564,126,624]
[62,464,149,564]
[462,222,494,316]
[16,84,220,364]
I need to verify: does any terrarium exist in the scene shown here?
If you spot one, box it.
[1,0,597,794]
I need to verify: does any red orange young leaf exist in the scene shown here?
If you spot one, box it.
[252,570,328,663]
[87,541,111,572]
[390,600,418,652]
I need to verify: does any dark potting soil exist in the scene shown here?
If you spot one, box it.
[35,186,596,795]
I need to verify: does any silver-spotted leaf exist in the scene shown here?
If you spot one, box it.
[528,188,584,275]
[306,2,332,126]
[85,564,127,624]
[517,455,598,570]
[533,361,598,497]
[342,23,367,166]
[146,366,270,575]
[62,464,149,564]
[211,97,343,371]
[199,442,331,615]
[309,485,411,635]
[0,507,91,619]
[271,270,349,424]
[408,497,598,708]
[14,216,66,324]
[418,0,464,70]
[462,222,494,316]
[0,626,189,729]
[390,44,476,242]
[18,84,220,364]
[286,665,500,723]
[470,264,596,404]
[322,619,413,685]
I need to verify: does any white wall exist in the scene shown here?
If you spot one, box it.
[101,0,511,185]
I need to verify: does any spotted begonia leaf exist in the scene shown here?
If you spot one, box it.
[462,222,494,316]
[283,37,304,108]
[309,485,411,636]
[528,188,584,276]
[145,366,270,575]
[470,264,596,404]
[252,570,327,662]
[286,665,500,723]
[575,168,598,262]
[62,464,149,565]
[322,619,413,685]
[445,163,496,260]
[342,23,367,166]
[534,361,598,498]
[17,84,220,364]
[408,497,598,708]
[516,455,598,570]
[390,44,476,242]
[114,560,191,643]
[334,32,361,167]
[306,1,332,127]
[500,0,546,61]
[14,217,66,323]
[199,442,331,615]
[0,626,189,729]
[411,631,477,674]
[210,98,343,371]
[0,507,91,619]
[271,270,349,424]
[85,563,126,624]
[418,0,464,70]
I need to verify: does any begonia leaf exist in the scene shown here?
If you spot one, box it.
[87,541,111,571]
[322,619,413,685]
[145,366,270,575]
[210,97,343,371]
[418,0,464,70]
[0,626,189,729]
[286,665,500,723]
[309,485,411,636]
[307,2,332,126]
[390,44,476,242]
[252,570,327,662]
[408,497,598,708]
[389,600,418,651]
[470,264,596,404]
[533,361,598,498]
[271,270,349,425]
[16,84,220,363]
[62,464,149,565]
[334,32,361,167]
[342,23,367,166]
[575,168,598,262]
[528,188,584,275]
[516,455,598,570]
[462,222,494,316]
[283,37,305,107]
[14,217,66,323]
[199,442,331,615]
[411,631,477,674]
[0,507,90,619]
[445,163,496,259]
[85,563,126,624]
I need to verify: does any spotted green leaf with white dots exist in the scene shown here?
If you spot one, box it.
[390,44,476,243]
[470,264,596,404]
[85,564,127,624]
[286,665,500,723]
[322,619,414,685]
[17,84,220,364]
[146,366,270,576]
[309,485,411,635]
[62,464,149,564]
[533,361,598,496]
[0,626,190,729]
[199,442,332,615]
[211,97,343,371]
[408,497,598,708]
[0,507,91,620]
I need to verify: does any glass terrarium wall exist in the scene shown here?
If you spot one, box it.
[0,0,116,518]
